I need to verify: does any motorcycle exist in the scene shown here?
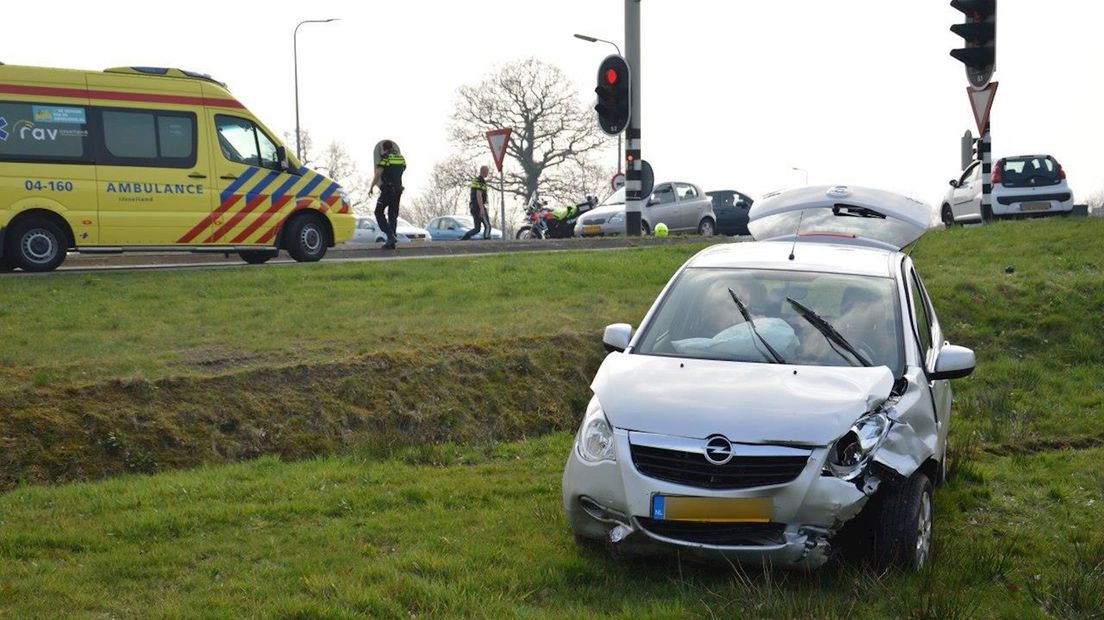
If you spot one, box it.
[516,193,597,239]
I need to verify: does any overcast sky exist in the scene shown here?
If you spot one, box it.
[5,1,1102,208]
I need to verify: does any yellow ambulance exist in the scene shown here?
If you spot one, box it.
[0,64,355,271]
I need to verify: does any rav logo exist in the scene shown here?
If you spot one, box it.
[17,121,59,142]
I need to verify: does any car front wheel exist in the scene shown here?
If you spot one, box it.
[873,472,934,570]
[941,204,956,228]
[284,215,328,262]
[698,218,716,237]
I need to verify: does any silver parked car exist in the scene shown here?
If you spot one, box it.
[563,185,975,570]
[575,183,717,236]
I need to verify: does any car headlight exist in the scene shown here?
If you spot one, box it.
[826,412,891,481]
[576,397,616,463]
[608,213,625,225]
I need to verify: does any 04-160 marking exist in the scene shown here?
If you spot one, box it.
[24,180,74,192]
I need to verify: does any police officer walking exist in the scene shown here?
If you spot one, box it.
[369,140,406,250]
[461,165,490,241]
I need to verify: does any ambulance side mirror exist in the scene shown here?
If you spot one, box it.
[277,146,292,174]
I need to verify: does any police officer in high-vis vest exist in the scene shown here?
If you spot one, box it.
[369,141,406,250]
[461,165,490,241]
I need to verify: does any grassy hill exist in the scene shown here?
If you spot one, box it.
[1,220,1102,617]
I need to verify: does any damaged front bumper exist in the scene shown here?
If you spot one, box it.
[563,429,884,569]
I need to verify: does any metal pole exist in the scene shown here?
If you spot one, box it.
[617,134,622,173]
[981,121,992,223]
[293,18,340,162]
[624,0,643,236]
[500,170,506,241]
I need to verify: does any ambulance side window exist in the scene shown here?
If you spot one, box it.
[99,108,196,168]
[0,101,91,163]
[216,115,280,170]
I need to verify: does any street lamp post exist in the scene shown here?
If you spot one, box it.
[574,33,624,174]
[294,18,340,162]
[791,166,809,186]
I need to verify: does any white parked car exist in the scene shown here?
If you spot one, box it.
[351,217,432,244]
[574,183,717,237]
[942,154,1074,225]
[563,185,975,570]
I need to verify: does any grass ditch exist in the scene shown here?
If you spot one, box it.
[0,336,603,492]
[1,218,1104,615]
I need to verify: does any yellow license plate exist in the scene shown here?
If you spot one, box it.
[1022,201,1050,212]
[583,225,602,234]
[651,496,772,523]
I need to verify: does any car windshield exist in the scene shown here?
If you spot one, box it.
[397,217,413,228]
[454,216,474,227]
[601,187,625,207]
[634,268,904,374]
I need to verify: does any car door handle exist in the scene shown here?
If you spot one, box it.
[220,174,238,180]
[188,172,207,179]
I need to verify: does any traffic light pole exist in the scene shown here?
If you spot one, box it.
[980,121,992,222]
[624,0,643,237]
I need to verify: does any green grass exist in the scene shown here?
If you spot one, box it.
[2,218,1104,616]
[0,244,709,394]
[1,433,1101,618]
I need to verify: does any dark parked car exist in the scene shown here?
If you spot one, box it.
[707,190,755,236]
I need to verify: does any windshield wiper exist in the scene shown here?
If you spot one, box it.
[728,288,786,364]
[832,204,886,219]
[785,297,873,367]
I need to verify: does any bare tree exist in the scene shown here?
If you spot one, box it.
[407,156,475,226]
[1087,190,1104,217]
[450,58,610,203]
[282,129,315,167]
[285,129,371,214]
[315,141,372,214]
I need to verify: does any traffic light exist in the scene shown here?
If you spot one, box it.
[950,0,996,89]
[594,55,630,135]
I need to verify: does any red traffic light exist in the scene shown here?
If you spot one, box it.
[605,68,619,85]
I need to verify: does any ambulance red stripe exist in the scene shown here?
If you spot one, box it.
[0,83,245,109]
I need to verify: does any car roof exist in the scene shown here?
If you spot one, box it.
[687,240,899,279]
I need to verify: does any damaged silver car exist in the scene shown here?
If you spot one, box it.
[562,185,975,570]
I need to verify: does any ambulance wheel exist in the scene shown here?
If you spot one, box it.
[239,249,278,265]
[8,217,67,272]
[285,215,328,262]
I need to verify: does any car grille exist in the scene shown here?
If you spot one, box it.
[636,518,786,546]
[630,444,808,490]
[584,217,606,225]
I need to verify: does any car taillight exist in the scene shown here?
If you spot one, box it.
[1058,164,1067,180]
[991,162,1003,185]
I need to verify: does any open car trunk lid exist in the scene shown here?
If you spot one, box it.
[748,185,933,251]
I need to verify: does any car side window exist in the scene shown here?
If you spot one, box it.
[651,184,676,205]
[909,270,934,369]
[959,163,978,186]
[675,184,698,201]
[216,115,281,170]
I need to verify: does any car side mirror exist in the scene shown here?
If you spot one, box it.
[948,179,959,188]
[276,146,293,174]
[603,323,633,353]
[929,344,975,380]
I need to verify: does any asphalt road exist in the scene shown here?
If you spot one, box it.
[2,235,739,276]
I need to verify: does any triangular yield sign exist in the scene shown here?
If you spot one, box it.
[968,82,998,135]
[485,128,512,172]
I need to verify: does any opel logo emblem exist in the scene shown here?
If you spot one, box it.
[703,435,734,466]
